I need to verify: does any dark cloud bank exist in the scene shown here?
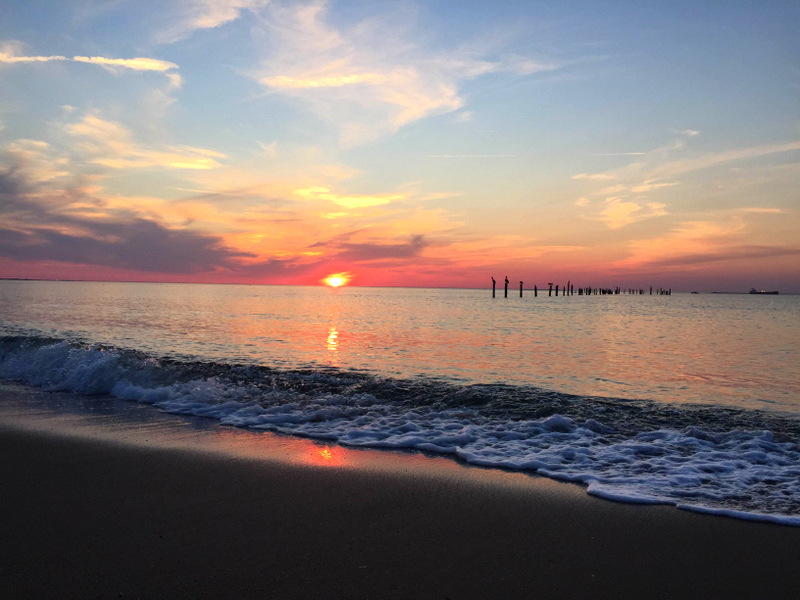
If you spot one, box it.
[0,149,310,277]
[1,145,433,280]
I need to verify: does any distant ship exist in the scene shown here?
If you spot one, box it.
[749,288,779,295]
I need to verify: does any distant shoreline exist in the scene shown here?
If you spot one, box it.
[1,278,796,294]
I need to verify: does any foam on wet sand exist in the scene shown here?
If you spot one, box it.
[1,384,799,599]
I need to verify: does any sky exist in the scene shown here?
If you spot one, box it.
[1,0,798,291]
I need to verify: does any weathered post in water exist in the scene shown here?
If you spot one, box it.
[492,277,496,298]
[548,283,553,297]
[555,284,559,296]
[519,281,523,297]
[504,276,509,298]
[534,284,537,297]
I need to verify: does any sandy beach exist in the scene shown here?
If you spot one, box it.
[1,385,799,599]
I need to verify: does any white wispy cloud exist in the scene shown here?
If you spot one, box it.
[0,41,65,64]
[1,42,183,117]
[0,53,66,64]
[67,115,134,156]
[73,56,178,72]
[3,139,71,184]
[67,114,225,170]
[253,1,560,145]
[598,198,667,229]
[294,185,404,209]
[1,41,179,77]
[571,172,616,181]
[572,133,800,229]
[639,141,800,181]
[590,152,646,156]
[630,180,679,193]
[156,0,267,44]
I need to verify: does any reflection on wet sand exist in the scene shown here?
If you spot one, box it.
[0,381,576,496]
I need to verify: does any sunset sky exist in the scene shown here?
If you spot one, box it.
[1,1,798,291]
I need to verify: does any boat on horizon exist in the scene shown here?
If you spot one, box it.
[749,288,779,295]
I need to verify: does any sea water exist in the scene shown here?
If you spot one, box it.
[1,280,798,524]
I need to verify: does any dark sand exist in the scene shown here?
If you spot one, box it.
[2,385,799,599]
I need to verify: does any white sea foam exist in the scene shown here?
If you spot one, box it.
[2,336,799,525]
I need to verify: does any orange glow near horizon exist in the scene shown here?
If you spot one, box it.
[324,272,350,287]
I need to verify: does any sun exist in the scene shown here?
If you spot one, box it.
[324,273,349,287]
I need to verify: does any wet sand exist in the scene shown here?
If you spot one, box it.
[1,385,799,599]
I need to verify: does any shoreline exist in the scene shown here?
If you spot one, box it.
[2,384,800,598]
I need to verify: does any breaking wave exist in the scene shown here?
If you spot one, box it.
[1,333,799,525]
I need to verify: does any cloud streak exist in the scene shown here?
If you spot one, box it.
[294,186,404,209]
[67,114,225,170]
[606,206,799,280]
[253,1,560,145]
[0,220,253,274]
[573,132,800,230]
[72,56,178,72]
[1,42,179,75]
[315,235,430,262]
[642,245,800,269]
[156,0,266,43]
[598,199,667,229]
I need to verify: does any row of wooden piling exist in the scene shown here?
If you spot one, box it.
[491,277,671,298]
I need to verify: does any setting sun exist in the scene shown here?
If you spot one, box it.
[324,273,349,287]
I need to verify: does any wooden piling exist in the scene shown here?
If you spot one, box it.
[487,278,671,301]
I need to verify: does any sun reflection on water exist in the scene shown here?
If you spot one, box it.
[326,326,338,353]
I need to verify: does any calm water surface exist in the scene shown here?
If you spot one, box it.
[1,280,797,412]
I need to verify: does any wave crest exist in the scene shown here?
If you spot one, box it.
[1,333,799,525]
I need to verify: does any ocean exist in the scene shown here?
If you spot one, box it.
[1,280,799,524]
